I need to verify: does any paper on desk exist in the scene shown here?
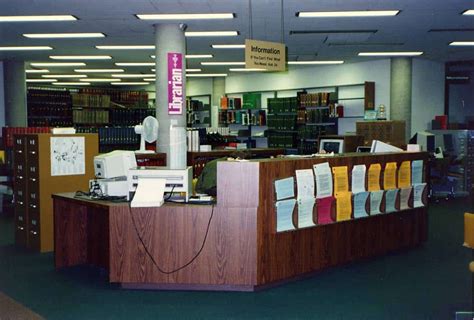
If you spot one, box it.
[411,160,424,185]
[313,162,333,199]
[385,189,399,213]
[351,165,366,193]
[296,169,315,200]
[398,161,411,188]
[413,183,427,208]
[399,187,412,210]
[353,191,369,218]
[131,177,166,207]
[274,177,295,200]
[370,190,384,215]
[297,198,316,228]
[333,166,349,195]
[384,162,397,190]
[368,163,381,191]
[336,192,352,221]
[317,196,335,225]
[276,198,296,232]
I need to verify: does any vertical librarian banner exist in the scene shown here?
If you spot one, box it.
[167,52,184,115]
[245,39,286,71]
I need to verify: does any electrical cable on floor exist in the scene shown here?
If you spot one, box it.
[128,202,214,274]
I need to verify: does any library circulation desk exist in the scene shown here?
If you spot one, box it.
[54,152,428,291]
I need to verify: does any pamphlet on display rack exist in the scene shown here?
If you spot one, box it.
[368,163,382,192]
[297,198,316,228]
[275,198,296,232]
[383,162,398,190]
[351,165,367,194]
[398,161,411,188]
[413,183,427,208]
[295,169,316,228]
[353,191,370,218]
[411,160,423,185]
[384,189,399,213]
[332,166,349,194]
[313,162,333,199]
[399,187,412,210]
[274,177,295,201]
[370,190,384,215]
[316,196,335,225]
[336,192,352,221]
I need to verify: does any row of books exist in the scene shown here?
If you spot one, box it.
[268,133,296,148]
[298,140,318,154]
[76,127,139,145]
[28,106,72,118]
[297,126,321,139]
[27,89,71,106]
[220,97,242,110]
[297,92,334,107]
[28,119,73,127]
[267,114,297,130]
[73,110,109,124]
[71,94,111,108]
[79,88,148,106]
[109,108,155,126]
[268,97,298,113]
[218,110,267,126]
[299,109,331,124]
[187,99,209,112]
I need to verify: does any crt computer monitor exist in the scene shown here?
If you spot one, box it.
[319,139,344,154]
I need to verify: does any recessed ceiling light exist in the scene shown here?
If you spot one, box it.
[53,82,91,86]
[96,45,155,50]
[358,51,423,56]
[211,44,246,49]
[0,46,52,51]
[115,62,155,66]
[287,61,344,65]
[74,69,125,73]
[136,13,235,20]
[462,9,474,15]
[79,78,120,82]
[111,82,150,86]
[0,15,77,22]
[50,55,112,60]
[23,33,105,38]
[26,79,57,83]
[143,78,156,81]
[186,54,213,59]
[31,62,86,67]
[229,68,267,72]
[26,69,49,73]
[43,74,88,78]
[185,31,239,37]
[201,61,245,66]
[296,10,400,18]
[449,41,474,46]
[111,74,155,78]
[186,73,228,77]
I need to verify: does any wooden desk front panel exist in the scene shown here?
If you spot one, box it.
[256,153,428,285]
[108,205,257,286]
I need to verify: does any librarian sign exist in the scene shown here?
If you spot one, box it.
[167,52,184,115]
[245,39,286,71]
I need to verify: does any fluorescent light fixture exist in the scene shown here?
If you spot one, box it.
[446,76,469,80]
[115,62,155,66]
[287,60,344,65]
[185,31,239,37]
[111,82,150,86]
[26,69,49,73]
[0,46,52,51]
[49,55,112,60]
[0,15,77,22]
[53,82,91,86]
[201,61,245,66]
[143,78,156,81]
[79,78,120,82]
[31,62,86,67]
[186,73,227,77]
[211,44,245,49]
[111,74,155,78]
[43,74,88,78]
[26,79,57,83]
[449,41,474,46]
[186,68,202,72]
[297,10,400,18]
[358,51,423,56]
[136,13,235,20]
[74,68,125,73]
[96,45,154,50]
[23,32,105,38]
[462,10,474,15]
[229,68,267,72]
[186,54,213,59]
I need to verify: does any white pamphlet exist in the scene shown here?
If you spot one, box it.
[313,162,333,199]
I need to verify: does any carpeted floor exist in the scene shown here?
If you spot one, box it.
[0,292,44,320]
[0,199,472,320]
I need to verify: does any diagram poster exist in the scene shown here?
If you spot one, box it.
[50,137,85,176]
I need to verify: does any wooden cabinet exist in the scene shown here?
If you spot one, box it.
[13,133,98,252]
[356,120,406,147]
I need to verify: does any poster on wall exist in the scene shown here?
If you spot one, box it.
[167,52,184,115]
[50,137,85,176]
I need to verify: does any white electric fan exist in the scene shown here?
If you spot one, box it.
[134,116,159,153]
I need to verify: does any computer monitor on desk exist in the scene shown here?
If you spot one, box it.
[319,139,344,154]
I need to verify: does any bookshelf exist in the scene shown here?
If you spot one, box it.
[186,95,211,128]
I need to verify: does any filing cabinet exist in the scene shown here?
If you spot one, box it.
[13,133,98,252]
